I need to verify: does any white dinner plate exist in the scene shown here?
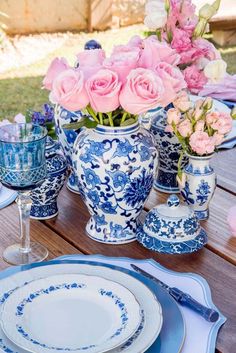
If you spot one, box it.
[1,273,141,353]
[0,183,17,209]
[0,263,163,353]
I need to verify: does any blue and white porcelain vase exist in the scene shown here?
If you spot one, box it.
[137,194,207,254]
[54,105,83,193]
[145,107,188,193]
[179,154,216,220]
[30,137,67,219]
[72,122,158,244]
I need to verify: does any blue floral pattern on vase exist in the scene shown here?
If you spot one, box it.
[179,155,216,220]
[143,107,188,193]
[30,137,67,219]
[72,122,158,244]
[54,105,83,193]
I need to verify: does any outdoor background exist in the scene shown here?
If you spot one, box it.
[0,0,235,120]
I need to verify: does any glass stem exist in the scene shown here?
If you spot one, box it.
[17,192,32,253]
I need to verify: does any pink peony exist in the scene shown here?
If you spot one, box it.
[183,65,208,94]
[154,62,186,106]
[178,119,193,137]
[139,36,180,68]
[167,108,181,125]
[119,68,165,115]
[86,69,121,113]
[50,69,89,111]
[195,120,205,132]
[227,206,236,237]
[43,57,69,91]
[211,112,233,135]
[103,45,140,83]
[189,131,215,155]
[76,49,106,79]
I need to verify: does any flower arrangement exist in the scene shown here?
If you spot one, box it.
[144,0,227,94]
[166,95,233,177]
[43,36,186,128]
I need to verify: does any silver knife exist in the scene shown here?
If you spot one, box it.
[131,264,219,322]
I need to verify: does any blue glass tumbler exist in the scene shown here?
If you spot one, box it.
[0,123,48,265]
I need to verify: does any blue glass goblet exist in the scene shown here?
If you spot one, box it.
[0,123,48,265]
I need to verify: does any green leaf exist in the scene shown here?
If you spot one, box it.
[63,117,97,130]
[25,109,33,123]
[84,118,98,128]
[120,118,136,126]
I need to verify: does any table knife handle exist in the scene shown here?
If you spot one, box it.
[170,287,219,322]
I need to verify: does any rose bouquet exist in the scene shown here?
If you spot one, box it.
[43,37,186,128]
[166,95,233,177]
[144,0,227,94]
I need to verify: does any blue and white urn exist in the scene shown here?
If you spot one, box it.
[54,105,83,193]
[137,194,207,254]
[72,122,158,244]
[143,107,188,193]
[30,137,67,219]
[179,154,216,220]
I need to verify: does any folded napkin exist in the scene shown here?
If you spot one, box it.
[0,184,17,209]
[200,74,236,102]
[60,254,226,353]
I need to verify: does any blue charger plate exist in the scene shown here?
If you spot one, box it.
[0,259,185,353]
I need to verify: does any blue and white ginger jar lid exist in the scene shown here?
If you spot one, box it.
[137,195,207,254]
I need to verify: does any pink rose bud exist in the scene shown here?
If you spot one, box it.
[195,120,205,132]
[194,107,204,121]
[189,131,215,155]
[206,111,219,125]
[43,57,69,91]
[173,91,191,112]
[165,125,174,133]
[227,206,236,237]
[50,68,89,111]
[178,119,193,137]
[195,99,204,109]
[203,97,213,110]
[119,68,165,115]
[167,108,181,125]
[86,69,121,113]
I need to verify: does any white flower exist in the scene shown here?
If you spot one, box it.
[14,113,26,123]
[204,59,227,83]
[144,0,167,30]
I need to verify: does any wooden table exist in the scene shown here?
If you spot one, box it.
[0,148,235,353]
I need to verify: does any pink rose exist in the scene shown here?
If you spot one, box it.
[178,119,192,137]
[76,49,106,79]
[167,108,181,125]
[171,29,192,53]
[206,111,219,125]
[139,36,180,68]
[128,35,143,49]
[193,107,204,121]
[183,65,208,94]
[50,69,89,111]
[227,206,236,237]
[86,69,121,113]
[211,112,233,135]
[189,131,215,155]
[173,91,191,112]
[195,120,205,132]
[103,45,140,83]
[119,68,165,115]
[43,57,69,90]
[154,62,186,106]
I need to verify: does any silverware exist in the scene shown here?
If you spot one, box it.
[131,264,219,322]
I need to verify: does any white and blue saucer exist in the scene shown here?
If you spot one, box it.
[0,183,17,209]
[137,194,207,254]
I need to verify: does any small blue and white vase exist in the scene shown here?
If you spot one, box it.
[179,154,216,220]
[30,137,67,219]
[72,121,158,244]
[144,107,188,193]
[54,105,83,193]
[137,194,207,254]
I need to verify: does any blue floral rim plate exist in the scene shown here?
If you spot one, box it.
[0,184,17,209]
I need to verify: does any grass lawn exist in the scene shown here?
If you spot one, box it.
[0,26,235,121]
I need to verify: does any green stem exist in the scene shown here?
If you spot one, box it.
[177,149,185,179]
[98,112,103,125]
[121,112,128,124]
[107,112,114,127]
[86,105,99,124]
